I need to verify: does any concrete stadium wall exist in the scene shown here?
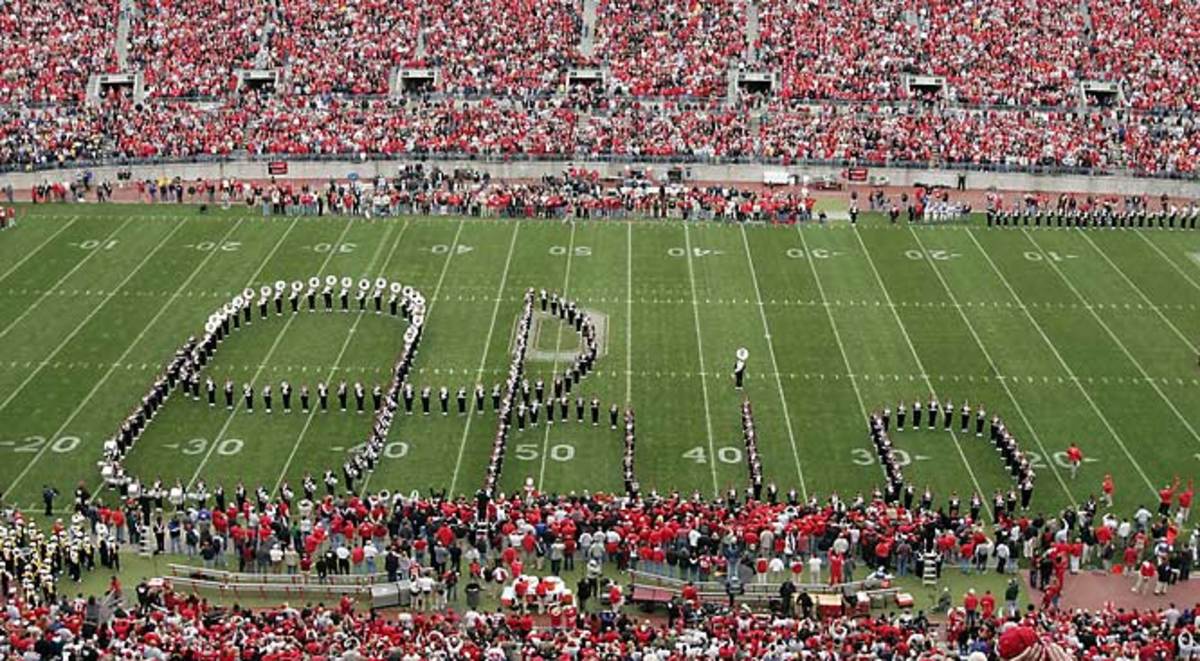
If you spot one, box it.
[4,158,1200,198]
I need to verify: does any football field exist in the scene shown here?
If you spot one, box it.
[1,204,1199,519]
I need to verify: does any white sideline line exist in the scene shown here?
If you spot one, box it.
[359,220,465,495]
[9,218,249,496]
[851,227,994,522]
[273,220,410,495]
[1080,231,1198,354]
[907,227,1076,507]
[537,222,577,491]
[963,229,1158,495]
[0,215,162,416]
[682,223,720,498]
[739,224,808,499]
[1023,229,1200,449]
[0,216,132,343]
[185,217,344,488]
[1133,232,1200,295]
[448,223,521,496]
[0,215,81,287]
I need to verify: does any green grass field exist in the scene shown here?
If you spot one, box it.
[1,204,1199,521]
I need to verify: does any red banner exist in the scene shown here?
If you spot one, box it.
[844,167,868,182]
[267,161,289,176]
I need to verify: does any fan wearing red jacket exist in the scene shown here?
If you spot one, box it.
[1178,479,1194,521]
[1159,477,1180,516]
[1065,443,1083,480]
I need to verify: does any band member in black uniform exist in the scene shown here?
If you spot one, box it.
[354,382,365,413]
[323,287,333,311]
[559,396,569,422]
[403,383,414,414]
[491,384,501,412]
[535,379,545,404]
[927,396,938,430]
[259,296,269,320]
[307,287,317,311]
[206,378,216,406]
[734,359,746,389]
[300,385,310,412]
[576,396,585,423]
[457,387,467,415]
[421,386,431,415]
[475,384,485,414]
[318,382,329,411]
[975,404,986,437]
[281,381,292,413]
[609,403,619,429]
[590,397,600,426]
[530,400,540,426]
[372,385,382,411]
[340,288,350,311]
[912,399,922,430]
[896,401,906,431]
[243,383,254,412]
[338,381,348,412]
[942,400,953,432]
[224,380,235,409]
[517,402,527,431]
[263,384,272,413]
[439,386,449,415]
[960,401,970,433]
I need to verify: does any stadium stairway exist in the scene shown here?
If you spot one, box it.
[581,0,598,57]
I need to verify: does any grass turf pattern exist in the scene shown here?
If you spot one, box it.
[0,205,1198,517]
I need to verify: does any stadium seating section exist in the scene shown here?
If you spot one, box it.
[3,0,1200,173]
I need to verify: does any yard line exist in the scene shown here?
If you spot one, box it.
[0,215,173,416]
[907,227,1075,507]
[738,224,808,499]
[448,223,521,497]
[1079,231,1198,354]
[625,222,632,404]
[536,223,577,491]
[187,218,355,488]
[273,220,410,494]
[358,220,465,495]
[963,229,1157,495]
[0,216,133,342]
[0,215,81,287]
[8,217,250,496]
[850,227,993,521]
[94,217,303,500]
[1023,229,1200,448]
[682,223,720,498]
[1133,232,1200,294]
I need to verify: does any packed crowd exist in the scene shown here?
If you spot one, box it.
[7,97,1200,176]
[9,0,1200,110]
[8,475,1200,657]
